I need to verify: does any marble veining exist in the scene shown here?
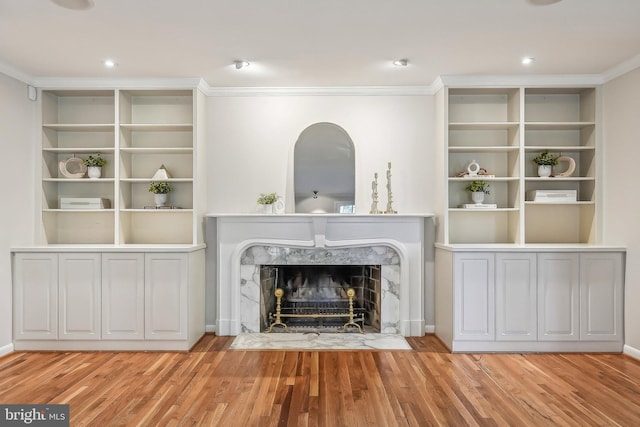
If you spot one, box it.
[229,333,412,350]
[239,245,401,334]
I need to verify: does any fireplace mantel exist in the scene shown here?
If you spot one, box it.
[206,214,435,336]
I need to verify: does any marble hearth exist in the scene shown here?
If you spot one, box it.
[206,214,434,336]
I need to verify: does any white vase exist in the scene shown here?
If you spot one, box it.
[87,166,102,179]
[537,164,552,178]
[471,191,485,204]
[154,193,168,207]
[261,203,274,214]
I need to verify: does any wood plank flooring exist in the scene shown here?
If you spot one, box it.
[1,334,640,426]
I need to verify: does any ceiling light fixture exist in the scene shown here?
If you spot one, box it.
[50,0,95,10]
[393,59,409,67]
[234,60,250,70]
[103,59,117,68]
[522,57,535,65]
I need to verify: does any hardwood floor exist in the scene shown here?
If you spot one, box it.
[1,334,640,426]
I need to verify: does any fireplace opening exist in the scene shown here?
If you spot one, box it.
[260,265,381,333]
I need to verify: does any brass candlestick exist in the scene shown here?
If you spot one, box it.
[385,162,397,214]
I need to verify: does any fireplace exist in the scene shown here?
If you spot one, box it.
[260,264,381,332]
[240,245,401,334]
[207,214,433,337]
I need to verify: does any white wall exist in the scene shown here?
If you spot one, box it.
[0,73,36,353]
[205,95,435,214]
[603,69,640,353]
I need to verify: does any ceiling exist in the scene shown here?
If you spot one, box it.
[1,0,639,88]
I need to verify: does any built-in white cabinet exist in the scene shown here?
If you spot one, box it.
[454,253,494,341]
[13,253,58,340]
[579,252,624,341]
[102,253,145,340]
[58,253,101,340]
[435,247,624,352]
[495,253,537,341]
[145,253,188,340]
[437,86,599,245]
[537,253,580,341]
[12,247,205,351]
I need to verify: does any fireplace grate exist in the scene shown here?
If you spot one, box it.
[268,288,365,333]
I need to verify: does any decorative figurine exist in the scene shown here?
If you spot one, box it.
[370,172,382,214]
[384,162,397,214]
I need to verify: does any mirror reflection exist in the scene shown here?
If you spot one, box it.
[294,123,355,213]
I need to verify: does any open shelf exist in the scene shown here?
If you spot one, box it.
[40,88,200,246]
[442,86,599,245]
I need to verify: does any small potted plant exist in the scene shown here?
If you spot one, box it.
[149,181,172,207]
[464,180,490,205]
[83,154,107,179]
[257,192,278,214]
[533,151,558,178]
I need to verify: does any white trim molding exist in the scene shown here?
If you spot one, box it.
[0,342,14,358]
[623,344,640,361]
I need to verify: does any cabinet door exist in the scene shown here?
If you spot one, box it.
[454,253,495,341]
[537,253,579,341]
[13,253,58,340]
[102,253,145,340]
[580,252,624,341]
[496,253,537,341]
[58,253,101,340]
[145,253,188,340]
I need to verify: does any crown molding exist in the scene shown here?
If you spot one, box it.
[200,85,434,97]
[600,54,640,84]
[0,60,35,86]
[3,55,640,94]
[439,74,605,87]
[31,77,203,90]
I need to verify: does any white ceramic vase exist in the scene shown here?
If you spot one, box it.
[261,203,274,214]
[471,191,485,204]
[87,166,102,179]
[537,164,552,178]
[154,193,168,207]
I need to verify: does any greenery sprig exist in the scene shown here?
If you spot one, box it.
[149,181,172,194]
[533,151,559,166]
[257,192,278,204]
[83,155,106,167]
[464,180,490,194]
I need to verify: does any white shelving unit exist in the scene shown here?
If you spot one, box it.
[39,88,204,245]
[440,86,599,245]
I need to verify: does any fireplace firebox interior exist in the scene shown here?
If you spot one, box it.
[260,264,381,332]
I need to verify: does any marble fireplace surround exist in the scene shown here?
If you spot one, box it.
[207,214,434,337]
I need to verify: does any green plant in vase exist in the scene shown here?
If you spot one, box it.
[533,151,558,177]
[257,192,278,213]
[464,180,490,205]
[83,154,106,179]
[149,181,172,207]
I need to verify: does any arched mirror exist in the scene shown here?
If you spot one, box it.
[294,123,355,213]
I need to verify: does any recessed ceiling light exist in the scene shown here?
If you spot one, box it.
[50,0,95,10]
[522,57,535,65]
[103,59,117,68]
[234,60,250,70]
[393,59,409,67]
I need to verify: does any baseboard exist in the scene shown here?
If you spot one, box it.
[425,324,435,334]
[205,324,217,334]
[623,344,640,361]
[0,342,14,358]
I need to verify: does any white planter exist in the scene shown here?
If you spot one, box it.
[537,164,552,178]
[87,166,102,179]
[471,191,485,204]
[154,193,168,207]
[260,203,274,214]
